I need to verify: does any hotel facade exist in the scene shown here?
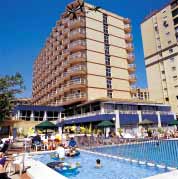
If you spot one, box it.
[32,0,136,106]
[11,1,175,136]
[141,0,178,117]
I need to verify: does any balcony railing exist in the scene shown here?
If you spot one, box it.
[124,24,131,33]
[126,43,134,52]
[123,18,131,24]
[69,40,86,48]
[129,75,137,84]
[63,92,86,102]
[69,17,85,29]
[127,54,135,64]
[70,52,86,59]
[128,64,136,74]
[125,34,133,42]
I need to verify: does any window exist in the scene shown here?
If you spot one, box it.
[105,56,110,65]
[176,96,178,100]
[163,78,166,82]
[168,40,172,44]
[158,45,161,49]
[169,48,173,53]
[104,35,109,44]
[172,8,178,17]
[106,66,111,77]
[161,70,165,74]
[163,21,169,27]
[105,45,110,55]
[157,37,160,41]
[103,14,108,24]
[165,97,169,102]
[164,88,167,91]
[173,75,177,79]
[103,24,108,34]
[154,24,158,31]
[175,85,178,88]
[174,17,178,25]
[107,90,112,98]
[172,67,176,71]
[107,79,112,89]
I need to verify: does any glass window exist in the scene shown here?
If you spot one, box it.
[105,56,110,65]
[107,79,112,89]
[107,90,112,98]
[103,14,108,24]
[169,48,173,53]
[105,45,110,55]
[103,24,108,34]
[106,66,111,77]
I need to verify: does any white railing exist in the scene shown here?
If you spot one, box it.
[128,64,136,68]
[69,65,86,72]
[70,28,85,36]
[70,78,86,85]
[70,52,86,59]
[69,40,86,48]
[62,110,103,121]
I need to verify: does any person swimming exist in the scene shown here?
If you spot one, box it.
[95,159,102,168]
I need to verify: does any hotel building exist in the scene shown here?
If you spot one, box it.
[32,0,136,106]
[11,1,176,135]
[141,0,178,117]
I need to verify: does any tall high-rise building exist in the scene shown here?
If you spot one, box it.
[141,0,178,116]
[32,0,136,106]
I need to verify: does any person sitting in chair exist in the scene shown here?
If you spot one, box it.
[0,141,9,154]
[0,152,10,179]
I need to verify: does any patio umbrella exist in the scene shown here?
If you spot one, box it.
[35,120,57,138]
[97,121,114,137]
[97,120,114,128]
[168,120,178,126]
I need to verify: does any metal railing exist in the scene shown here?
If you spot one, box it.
[74,135,178,168]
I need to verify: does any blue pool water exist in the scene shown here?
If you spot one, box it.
[91,140,178,168]
[33,151,168,179]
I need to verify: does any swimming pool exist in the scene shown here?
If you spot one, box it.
[33,151,168,179]
[90,140,178,168]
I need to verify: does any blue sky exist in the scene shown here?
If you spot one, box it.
[0,0,170,98]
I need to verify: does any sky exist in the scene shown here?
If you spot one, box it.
[0,0,170,98]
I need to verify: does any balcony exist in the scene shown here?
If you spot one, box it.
[62,92,87,105]
[126,43,134,52]
[69,18,85,30]
[125,34,133,42]
[69,79,87,89]
[124,24,131,33]
[127,54,135,64]
[128,64,136,74]
[130,87,137,94]
[69,66,86,77]
[69,40,86,53]
[129,75,136,84]
[69,29,86,41]
[123,18,131,24]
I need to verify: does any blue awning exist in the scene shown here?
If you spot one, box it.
[119,114,139,125]
[160,115,175,124]
[57,114,115,126]
[141,114,158,124]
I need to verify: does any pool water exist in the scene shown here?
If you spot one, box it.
[33,151,168,179]
[91,140,178,168]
